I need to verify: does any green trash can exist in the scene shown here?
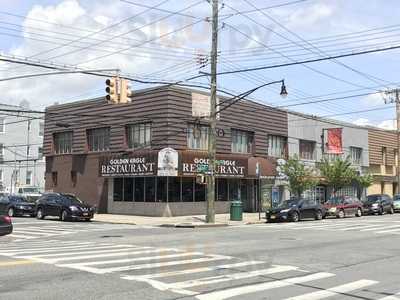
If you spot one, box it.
[230,201,243,221]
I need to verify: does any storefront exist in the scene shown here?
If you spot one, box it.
[101,149,279,216]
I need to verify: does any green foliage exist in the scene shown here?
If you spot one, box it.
[280,155,318,197]
[319,156,357,194]
[355,173,374,188]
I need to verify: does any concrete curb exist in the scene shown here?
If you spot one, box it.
[159,223,229,228]
[92,220,137,226]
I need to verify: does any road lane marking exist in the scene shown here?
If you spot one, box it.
[76,255,232,274]
[127,261,265,279]
[0,260,35,267]
[0,243,97,255]
[195,272,335,300]
[39,248,175,263]
[170,265,299,289]
[283,279,378,300]
[360,225,400,232]
[377,227,400,234]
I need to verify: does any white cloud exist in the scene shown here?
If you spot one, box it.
[378,119,396,130]
[353,118,371,126]
[363,93,385,106]
[285,3,335,29]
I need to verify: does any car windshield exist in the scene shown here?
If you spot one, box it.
[366,195,380,203]
[327,197,343,205]
[22,188,40,193]
[278,199,301,208]
[62,195,83,205]
[10,196,26,203]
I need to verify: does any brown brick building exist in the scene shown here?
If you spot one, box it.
[43,86,288,216]
[367,127,398,196]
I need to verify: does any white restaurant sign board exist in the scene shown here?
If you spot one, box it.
[192,92,220,119]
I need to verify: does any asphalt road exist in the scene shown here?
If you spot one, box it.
[1,214,400,300]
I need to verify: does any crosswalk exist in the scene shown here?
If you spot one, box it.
[0,239,399,299]
[7,221,151,241]
[237,217,400,236]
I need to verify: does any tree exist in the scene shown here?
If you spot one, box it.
[319,156,356,196]
[354,174,374,200]
[280,155,318,198]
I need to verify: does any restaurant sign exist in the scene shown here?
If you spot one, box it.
[182,155,247,177]
[100,155,157,177]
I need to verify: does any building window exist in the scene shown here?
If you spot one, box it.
[0,169,3,183]
[0,118,4,133]
[39,122,44,137]
[52,172,58,187]
[187,124,209,150]
[0,143,4,161]
[231,129,254,154]
[38,147,44,160]
[382,147,387,165]
[54,131,73,154]
[182,177,194,202]
[127,123,151,149]
[299,140,316,160]
[26,171,32,185]
[350,147,362,165]
[268,135,287,158]
[87,128,110,152]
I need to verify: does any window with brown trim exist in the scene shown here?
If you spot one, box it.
[87,128,110,152]
[53,131,73,154]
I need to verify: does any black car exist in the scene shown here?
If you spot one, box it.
[363,194,394,215]
[0,215,12,236]
[36,193,95,221]
[0,195,36,217]
[266,198,326,222]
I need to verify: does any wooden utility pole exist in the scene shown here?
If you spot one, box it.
[384,88,400,193]
[206,0,218,223]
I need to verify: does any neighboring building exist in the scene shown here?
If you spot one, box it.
[0,103,45,193]
[367,127,398,197]
[288,112,370,202]
[43,86,288,216]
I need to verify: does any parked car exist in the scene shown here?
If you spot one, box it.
[324,196,363,218]
[36,193,95,221]
[393,195,400,212]
[363,194,394,215]
[266,198,326,222]
[16,186,42,203]
[0,215,12,236]
[0,195,36,217]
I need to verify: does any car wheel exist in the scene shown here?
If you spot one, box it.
[36,208,45,220]
[315,210,323,221]
[84,218,91,222]
[356,208,362,217]
[389,206,394,214]
[378,207,384,215]
[338,209,345,219]
[291,212,299,222]
[7,207,14,217]
[60,210,69,222]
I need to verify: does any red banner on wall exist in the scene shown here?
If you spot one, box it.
[326,128,343,154]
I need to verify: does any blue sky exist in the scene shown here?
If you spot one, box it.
[0,0,399,129]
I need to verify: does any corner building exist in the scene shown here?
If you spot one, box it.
[43,86,288,216]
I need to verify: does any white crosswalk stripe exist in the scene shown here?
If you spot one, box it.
[0,239,396,299]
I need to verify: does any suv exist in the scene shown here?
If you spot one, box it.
[16,186,42,203]
[363,194,394,215]
[36,193,95,221]
[324,196,363,218]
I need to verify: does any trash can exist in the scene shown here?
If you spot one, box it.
[230,201,243,221]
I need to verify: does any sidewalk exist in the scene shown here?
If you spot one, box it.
[93,212,266,227]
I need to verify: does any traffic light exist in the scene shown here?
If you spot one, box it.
[105,77,118,103]
[120,79,132,103]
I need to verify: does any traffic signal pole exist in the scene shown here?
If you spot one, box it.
[206,0,218,223]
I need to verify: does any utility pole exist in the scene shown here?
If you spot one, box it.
[206,0,219,223]
[383,88,400,193]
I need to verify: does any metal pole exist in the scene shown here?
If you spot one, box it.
[396,90,400,193]
[206,0,218,223]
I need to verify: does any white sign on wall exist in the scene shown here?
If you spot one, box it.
[157,148,179,177]
[192,92,220,119]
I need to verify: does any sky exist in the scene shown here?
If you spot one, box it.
[0,0,399,129]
